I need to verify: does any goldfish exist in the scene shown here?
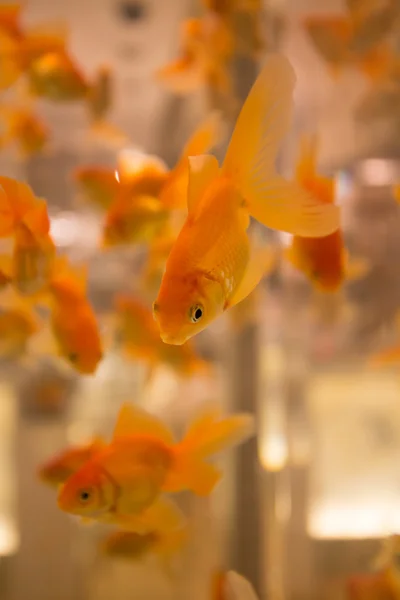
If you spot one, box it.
[46,257,103,375]
[0,6,67,91]
[0,176,56,294]
[283,137,346,292]
[38,437,107,488]
[302,14,393,80]
[112,294,212,378]
[0,288,41,359]
[100,527,187,574]
[57,402,254,531]
[0,105,49,157]
[26,51,122,143]
[102,193,170,248]
[156,16,234,100]
[73,166,120,211]
[153,54,340,345]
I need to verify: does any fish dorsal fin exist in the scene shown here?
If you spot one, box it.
[112,402,175,444]
[187,154,219,214]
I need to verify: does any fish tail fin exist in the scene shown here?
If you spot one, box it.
[166,405,255,495]
[155,527,188,581]
[221,53,340,237]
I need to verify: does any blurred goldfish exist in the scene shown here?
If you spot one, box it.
[0,176,56,294]
[0,105,49,157]
[46,256,103,374]
[0,6,67,91]
[112,294,212,378]
[156,16,234,99]
[38,437,107,488]
[100,527,187,574]
[393,184,400,205]
[102,193,170,248]
[302,14,393,80]
[284,137,346,292]
[73,166,119,211]
[203,0,262,15]
[153,55,340,345]
[57,402,254,530]
[0,287,41,359]
[27,51,124,144]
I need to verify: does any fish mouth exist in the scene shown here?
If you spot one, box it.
[160,332,186,346]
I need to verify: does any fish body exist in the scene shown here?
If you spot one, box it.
[38,438,106,487]
[28,51,88,101]
[57,402,254,529]
[73,166,119,211]
[284,137,345,292]
[153,55,340,345]
[48,257,103,374]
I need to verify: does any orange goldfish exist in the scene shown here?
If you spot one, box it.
[0,5,67,91]
[45,257,103,375]
[0,176,56,294]
[0,288,41,358]
[100,527,187,572]
[302,14,393,80]
[113,294,212,378]
[57,402,254,531]
[283,137,346,292]
[38,437,107,488]
[0,105,49,157]
[102,192,170,248]
[73,166,120,211]
[156,16,233,98]
[153,54,340,345]
[27,51,116,133]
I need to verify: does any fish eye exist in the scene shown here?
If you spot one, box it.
[78,488,94,504]
[68,352,79,363]
[189,304,204,323]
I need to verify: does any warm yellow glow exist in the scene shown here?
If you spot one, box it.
[0,516,19,556]
[307,369,400,539]
[117,147,168,177]
[258,394,288,472]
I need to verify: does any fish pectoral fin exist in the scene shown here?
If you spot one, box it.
[112,402,175,444]
[187,154,220,214]
[116,497,185,535]
[227,244,277,309]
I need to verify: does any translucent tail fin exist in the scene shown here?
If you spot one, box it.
[222,54,340,238]
[165,405,255,495]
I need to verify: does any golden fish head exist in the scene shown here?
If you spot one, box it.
[153,270,225,345]
[57,462,116,518]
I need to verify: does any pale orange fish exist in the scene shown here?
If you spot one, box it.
[0,288,41,359]
[153,54,340,345]
[155,16,234,98]
[38,437,107,488]
[57,402,254,532]
[0,6,67,91]
[302,14,393,80]
[0,176,56,295]
[73,166,120,211]
[284,136,346,292]
[46,256,103,375]
[112,294,212,378]
[0,105,49,157]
